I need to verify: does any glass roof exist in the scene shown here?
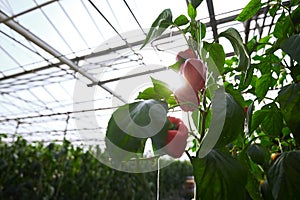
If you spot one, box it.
[0,0,281,143]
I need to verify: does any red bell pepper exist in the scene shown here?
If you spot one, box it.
[181,58,207,93]
[165,117,188,158]
[176,49,197,74]
[174,84,200,112]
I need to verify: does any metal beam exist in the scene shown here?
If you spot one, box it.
[0,11,243,84]
[0,0,58,23]
[206,0,218,40]
[0,10,127,103]
[2,1,289,85]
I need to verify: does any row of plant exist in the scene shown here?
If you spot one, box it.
[0,134,193,200]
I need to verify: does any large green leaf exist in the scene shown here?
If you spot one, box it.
[224,82,245,107]
[268,151,300,200]
[140,9,172,49]
[105,100,169,163]
[203,41,225,74]
[281,34,300,63]
[198,89,245,157]
[236,0,263,21]
[255,73,276,101]
[277,83,300,144]
[215,92,245,147]
[219,28,250,72]
[250,103,283,136]
[192,149,247,200]
[198,88,226,157]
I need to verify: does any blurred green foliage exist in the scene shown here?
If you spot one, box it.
[0,135,193,200]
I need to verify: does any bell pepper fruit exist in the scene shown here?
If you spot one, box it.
[174,85,200,112]
[181,58,207,93]
[165,117,188,158]
[176,49,197,74]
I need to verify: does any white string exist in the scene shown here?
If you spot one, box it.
[156,157,160,200]
[199,22,202,59]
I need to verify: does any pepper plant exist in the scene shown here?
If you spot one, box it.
[105,0,300,199]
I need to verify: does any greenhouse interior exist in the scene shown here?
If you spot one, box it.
[0,0,300,199]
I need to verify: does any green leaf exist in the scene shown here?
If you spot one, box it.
[247,36,258,55]
[261,103,283,136]
[236,0,263,21]
[281,34,300,63]
[219,28,250,71]
[192,149,247,200]
[136,87,161,100]
[238,149,264,200]
[256,54,281,75]
[240,64,254,91]
[250,109,266,134]
[277,83,300,144]
[169,60,182,72]
[273,12,293,39]
[268,151,300,200]
[215,92,245,147]
[167,95,177,107]
[257,35,272,51]
[188,3,197,19]
[105,100,169,163]
[203,42,225,74]
[151,77,173,100]
[173,14,189,26]
[250,103,283,136]
[291,0,300,6]
[255,74,276,101]
[247,144,270,165]
[199,89,245,156]
[198,88,226,156]
[141,9,172,49]
[224,82,245,107]
[189,0,204,9]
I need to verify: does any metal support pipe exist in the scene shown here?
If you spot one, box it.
[0,0,58,23]
[206,0,218,40]
[0,10,127,103]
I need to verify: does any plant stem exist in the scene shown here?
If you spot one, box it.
[200,89,207,140]
[174,24,190,49]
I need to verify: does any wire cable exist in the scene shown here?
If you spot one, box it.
[122,0,146,35]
